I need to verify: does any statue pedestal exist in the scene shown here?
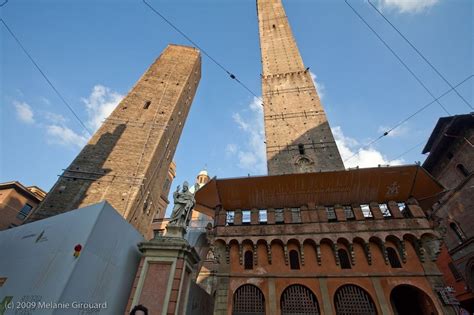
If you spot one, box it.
[125,234,200,315]
[165,224,187,238]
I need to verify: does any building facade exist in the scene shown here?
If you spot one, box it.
[28,45,201,236]
[0,181,46,230]
[190,1,455,314]
[422,114,474,312]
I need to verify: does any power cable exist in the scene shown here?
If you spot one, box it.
[367,0,473,110]
[389,140,426,163]
[344,0,450,115]
[344,74,473,163]
[142,0,261,101]
[0,18,93,136]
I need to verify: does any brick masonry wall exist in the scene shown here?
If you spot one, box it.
[257,0,344,175]
[29,45,201,236]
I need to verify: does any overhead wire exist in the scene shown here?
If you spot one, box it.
[0,18,93,136]
[344,0,451,115]
[367,0,473,110]
[344,75,473,163]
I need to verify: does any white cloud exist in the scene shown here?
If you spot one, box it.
[332,126,404,168]
[46,124,88,148]
[229,97,266,174]
[310,71,325,100]
[81,85,124,131]
[225,143,238,155]
[14,101,35,124]
[374,0,439,13]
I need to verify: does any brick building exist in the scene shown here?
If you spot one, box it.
[422,113,474,312]
[28,45,201,237]
[0,181,45,230]
[190,0,456,314]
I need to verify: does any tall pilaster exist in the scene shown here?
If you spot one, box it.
[29,45,201,236]
[257,0,344,174]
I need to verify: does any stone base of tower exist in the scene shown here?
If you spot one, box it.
[125,235,200,315]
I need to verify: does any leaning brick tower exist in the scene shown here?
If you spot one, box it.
[29,45,201,236]
[258,0,344,175]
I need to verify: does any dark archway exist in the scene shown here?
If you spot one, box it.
[281,284,320,315]
[334,284,377,315]
[233,284,265,315]
[390,284,438,315]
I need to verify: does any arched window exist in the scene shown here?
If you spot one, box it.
[338,249,351,269]
[334,285,377,315]
[387,247,402,268]
[289,250,300,270]
[244,250,253,269]
[450,222,465,243]
[233,284,265,315]
[456,164,470,177]
[281,284,320,315]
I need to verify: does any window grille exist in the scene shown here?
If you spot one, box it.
[226,211,235,226]
[398,202,411,218]
[334,285,377,315]
[360,204,373,218]
[343,206,354,220]
[242,210,251,224]
[275,208,284,224]
[326,206,337,221]
[379,203,391,218]
[259,209,267,224]
[233,285,265,315]
[281,285,320,315]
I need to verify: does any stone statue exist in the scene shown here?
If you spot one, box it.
[168,181,195,227]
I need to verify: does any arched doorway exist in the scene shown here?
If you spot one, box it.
[390,284,438,315]
[334,284,377,315]
[280,284,320,315]
[233,284,265,315]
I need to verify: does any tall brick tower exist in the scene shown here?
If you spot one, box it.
[258,0,344,175]
[29,45,201,236]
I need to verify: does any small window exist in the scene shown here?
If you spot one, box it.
[259,209,267,224]
[387,247,402,268]
[450,222,465,243]
[398,202,411,218]
[338,249,351,269]
[343,206,354,220]
[242,210,251,224]
[143,100,151,109]
[298,143,305,155]
[326,206,337,222]
[275,208,284,224]
[291,208,301,223]
[17,204,33,220]
[244,250,253,269]
[448,262,463,281]
[226,211,235,226]
[379,203,391,218]
[456,164,469,177]
[360,204,373,219]
[289,250,300,270]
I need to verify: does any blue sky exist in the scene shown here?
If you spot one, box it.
[1,0,472,215]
